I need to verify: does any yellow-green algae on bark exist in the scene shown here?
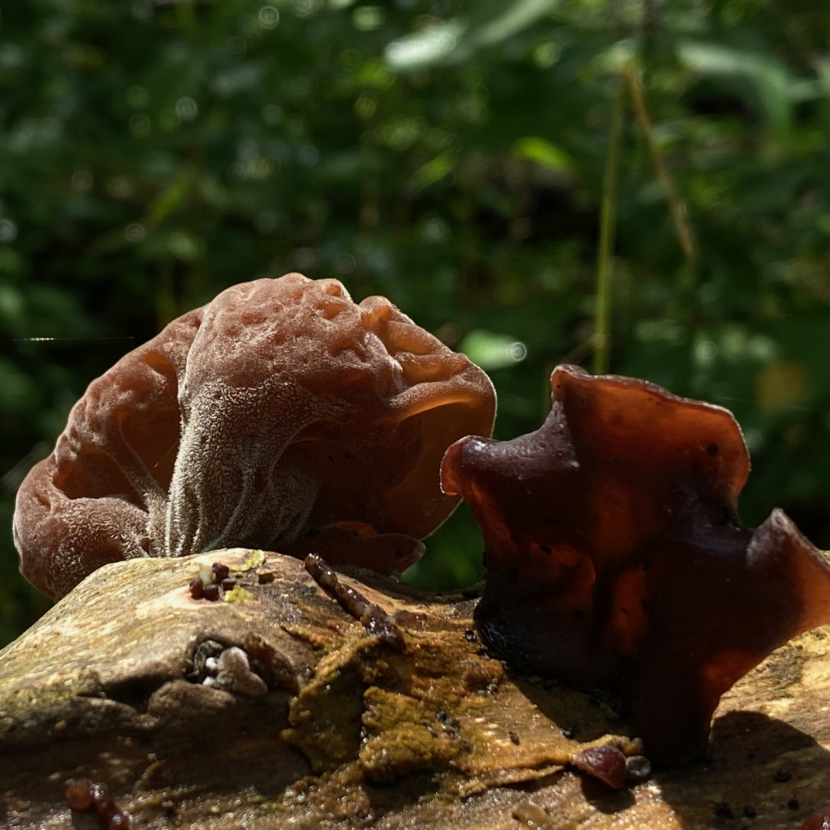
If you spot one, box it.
[280,569,639,796]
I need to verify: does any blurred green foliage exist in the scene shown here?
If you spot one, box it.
[3,0,830,645]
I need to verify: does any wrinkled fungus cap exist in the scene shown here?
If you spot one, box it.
[15,274,496,600]
[14,308,203,602]
[442,363,830,763]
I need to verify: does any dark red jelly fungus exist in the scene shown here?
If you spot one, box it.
[65,777,94,810]
[190,560,235,600]
[803,805,830,830]
[90,782,119,827]
[572,744,628,789]
[65,778,130,829]
[441,364,830,763]
[188,576,204,599]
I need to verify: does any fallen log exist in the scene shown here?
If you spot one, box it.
[1,547,829,829]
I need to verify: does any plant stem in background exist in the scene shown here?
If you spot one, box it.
[593,79,625,376]
[622,63,697,269]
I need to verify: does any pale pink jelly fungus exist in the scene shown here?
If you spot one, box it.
[15,274,496,600]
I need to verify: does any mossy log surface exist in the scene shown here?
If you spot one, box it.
[1,547,829,829]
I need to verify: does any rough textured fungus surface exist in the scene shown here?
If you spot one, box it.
[441,363,830,763]
[13,274,496,600]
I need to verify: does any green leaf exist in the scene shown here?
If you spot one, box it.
[460,330,527,371]
[384,19,466,70]
[677,40,807,136]
[412,152,456,189]
[513,137,576,173]
[385,0,563,70]
[147,175,192,227]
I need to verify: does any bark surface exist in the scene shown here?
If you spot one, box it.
[1,548,828,829]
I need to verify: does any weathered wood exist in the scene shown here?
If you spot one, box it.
[1,548,829,828]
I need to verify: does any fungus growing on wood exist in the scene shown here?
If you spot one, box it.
[802,803,830,830]
[14,274,496,600]
[441,363,830,763]
[65,778,130,828]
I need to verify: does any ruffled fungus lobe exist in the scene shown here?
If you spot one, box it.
[441,364,830,763]
[15,274,495,600]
